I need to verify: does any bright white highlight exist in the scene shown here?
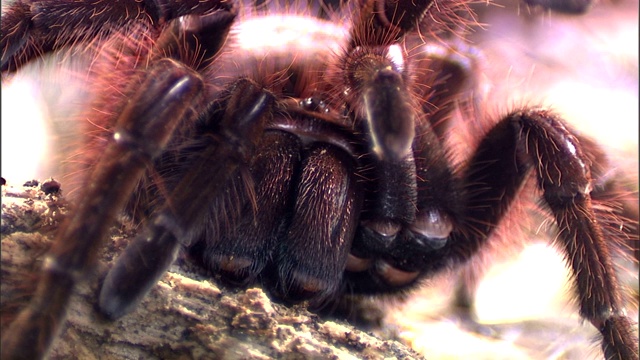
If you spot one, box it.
[548,82,638,154]
[387,44,405,72]
[474,243,573,323]
[1,79,50,183]
[235,15,346,54]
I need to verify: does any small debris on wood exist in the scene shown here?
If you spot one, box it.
[1,180,423,360]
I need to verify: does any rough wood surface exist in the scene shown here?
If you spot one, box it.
[1,179,636,360]
[1,182,422,360]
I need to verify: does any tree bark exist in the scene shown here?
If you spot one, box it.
[1,182,422,360]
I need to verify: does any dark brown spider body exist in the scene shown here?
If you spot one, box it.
[0,0,637,359]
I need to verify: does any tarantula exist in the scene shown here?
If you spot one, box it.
[1,0,638,358]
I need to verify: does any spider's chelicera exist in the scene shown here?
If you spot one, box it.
[1,0,638,359]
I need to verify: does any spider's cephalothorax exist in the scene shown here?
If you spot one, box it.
[1,0,638,359]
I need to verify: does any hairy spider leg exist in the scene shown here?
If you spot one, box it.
[0,0,234,73]
[336,5,638,355]
[443,110,637,360]
[0,8,237,359]
[0,59,204,360]
[100,79,275,319]
[349,0,438,48]
[344,107,638,359]
[452,131,640,317]
[412,41,639,327]
[576,135,640,263]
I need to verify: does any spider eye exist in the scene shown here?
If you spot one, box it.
[375,261,420,286]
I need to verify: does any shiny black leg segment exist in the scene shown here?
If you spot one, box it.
[99,79,274,320]
[0,59,203,360]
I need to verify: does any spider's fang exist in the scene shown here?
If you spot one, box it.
[375,260,420,286]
